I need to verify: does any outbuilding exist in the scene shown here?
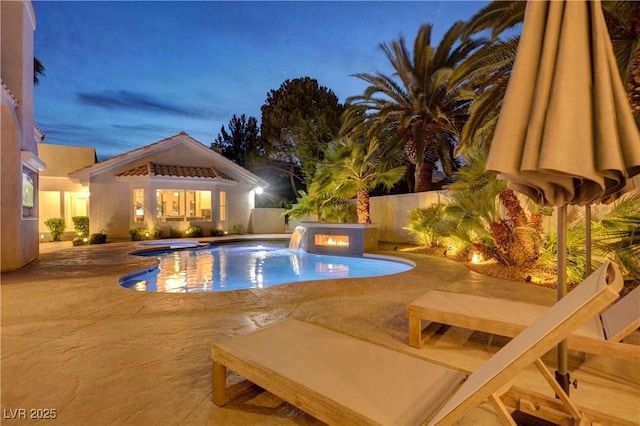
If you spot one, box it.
[68,132,268,240]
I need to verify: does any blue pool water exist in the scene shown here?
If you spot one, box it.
[121,241,413,293]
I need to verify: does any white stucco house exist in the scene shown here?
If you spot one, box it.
[1,0,46,271]
[37,142,96,238]
[67,132,268,240]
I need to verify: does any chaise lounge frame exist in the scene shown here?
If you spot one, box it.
[211,262,630,425]
[407,281,640,363]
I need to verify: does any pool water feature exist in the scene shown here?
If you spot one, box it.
[289,222,379,255]
[288,226,307,252]
[121,241,413,293]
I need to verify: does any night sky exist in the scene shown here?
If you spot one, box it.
[33,1,489,161]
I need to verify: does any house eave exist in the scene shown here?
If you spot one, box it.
[114,175,237,184]
[21,151,46,172]
[68,132,267,188]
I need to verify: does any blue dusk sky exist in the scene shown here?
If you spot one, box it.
[33,1,491,161]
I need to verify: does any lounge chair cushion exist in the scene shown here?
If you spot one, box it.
[212,319,467,425]
[408,290,606,340]
[601,284,640,341]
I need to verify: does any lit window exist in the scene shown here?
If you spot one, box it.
[219,191,227,222]
[22,172,34,208]
[187,190,211,220]
[156,189,211,222]
[133,189,144,222]
[22,170,37,217]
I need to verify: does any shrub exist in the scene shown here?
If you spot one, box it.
[129,228,144,241]
[404,204,447,247]
[537,192,640,283]
[322,200,357,224]
[442,149,542,267]
[169,227,183,238]
[147,227,163,239]
[210,228,225,237]
[89,233,107,244]
[44,217,66,241]
[72,237,84,246]
[129,227,162,241]
[231,224,245,235]
[71,216,90,237]
[185,225,203,237]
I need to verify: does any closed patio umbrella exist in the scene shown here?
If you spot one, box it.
[486,0,640,393]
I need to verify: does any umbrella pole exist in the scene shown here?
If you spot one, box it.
[556,205,571,394]
[585,205,592,277]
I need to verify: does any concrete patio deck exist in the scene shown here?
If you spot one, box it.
[1,237,638,425]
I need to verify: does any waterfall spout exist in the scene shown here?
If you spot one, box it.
[288,225,307,252]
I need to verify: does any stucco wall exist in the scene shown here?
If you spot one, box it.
[88,175,131,238]
[87,176,255,240]
[1,107,23,269]
[249,208,286,234]
[1,0,41,271]
[226,188,254,234]
[37,143,95,234]
[38,143,96,177]
[368,191,553,244]
[1,1,36,153]
[369,183,640,245]
[369,191,450,244]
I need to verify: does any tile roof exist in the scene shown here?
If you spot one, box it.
[116,162,235,181]
[1,79,19,107]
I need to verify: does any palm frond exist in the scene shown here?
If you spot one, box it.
[464,0,525,41]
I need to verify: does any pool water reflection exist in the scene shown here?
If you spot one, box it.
[121,242,413,293]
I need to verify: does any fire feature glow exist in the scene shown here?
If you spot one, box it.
[314,234,349,247]
[290,222,379,255]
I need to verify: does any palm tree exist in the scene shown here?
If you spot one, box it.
[34,57,45,85]
[457,36,520,154]
[604,1,640,120]
[312,137,406,223]
[592,193,640,278]
[536,193,640,283]
[443,148,542,267]
[345,22,484,192]
[284,189,325,222]
[443,148,504,251]
[460,0,640,154]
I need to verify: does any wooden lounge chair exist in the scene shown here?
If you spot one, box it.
[211,261,627,425]
[407,277,640,363]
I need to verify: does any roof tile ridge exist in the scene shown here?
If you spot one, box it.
[1,79,19,107]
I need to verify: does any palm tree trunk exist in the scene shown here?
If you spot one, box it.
[630,10,640,119]
[630,54,640,120]
[288,163,298,195]
[405,163,415,193]
[356,188,371,224]
[414,161,434,192]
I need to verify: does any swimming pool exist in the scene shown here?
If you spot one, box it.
[121,241,414,293]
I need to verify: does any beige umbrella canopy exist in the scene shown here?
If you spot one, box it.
[486,0,640,393]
